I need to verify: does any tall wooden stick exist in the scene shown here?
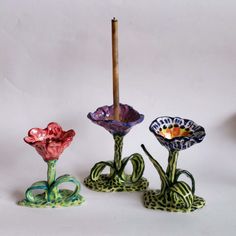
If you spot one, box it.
[112,17,120,121]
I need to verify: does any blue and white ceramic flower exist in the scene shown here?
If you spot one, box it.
[149,116,206,151]
[141,116,206,212]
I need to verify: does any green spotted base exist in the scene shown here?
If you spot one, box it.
[18,189,85,208]
[84,174,149,192]
[143,190,205,212]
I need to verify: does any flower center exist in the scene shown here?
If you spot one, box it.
[159,124,193,139]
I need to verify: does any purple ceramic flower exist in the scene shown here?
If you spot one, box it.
[149,116,206,151]
[87,104,144,136]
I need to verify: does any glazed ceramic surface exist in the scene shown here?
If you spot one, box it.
[18,122,85,208]
[149,116,205,151]
[24,122,75,161]
[142,116,206,213]
[85,104,148,192]
[87,103,144,136]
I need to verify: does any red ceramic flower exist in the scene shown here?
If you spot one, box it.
[24,122,76,162]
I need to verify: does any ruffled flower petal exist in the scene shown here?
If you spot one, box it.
[24,122,75,161]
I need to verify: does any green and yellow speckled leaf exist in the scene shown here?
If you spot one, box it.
[90,161,115,181]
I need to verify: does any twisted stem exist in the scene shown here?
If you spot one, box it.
[47,160,57,185]
[113,135,123,171]
[166,150,179,184]
[47,160,58,200]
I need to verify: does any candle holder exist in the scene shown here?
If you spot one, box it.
[141,116,206,212]
[84,104,149,192]
[18,122,85,208]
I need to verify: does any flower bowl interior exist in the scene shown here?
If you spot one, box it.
[149,116,206,151]
[158,124,193,140]
[150,117,203,140]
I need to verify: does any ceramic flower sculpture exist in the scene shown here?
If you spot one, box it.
[18,122,84,208]
[84,103,149,192]
[141,116,206,212]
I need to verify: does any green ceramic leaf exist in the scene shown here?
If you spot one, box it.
[25,181,48,203]
[90,161,115,181]
[49,174,83,202]
[120,153,145,183]
[175,169,195,194]
[169,181,194,209]
[141,144,168,190]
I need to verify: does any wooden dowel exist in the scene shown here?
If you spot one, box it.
[112,17,120,121]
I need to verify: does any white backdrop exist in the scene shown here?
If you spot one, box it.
[0,0,236,235]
